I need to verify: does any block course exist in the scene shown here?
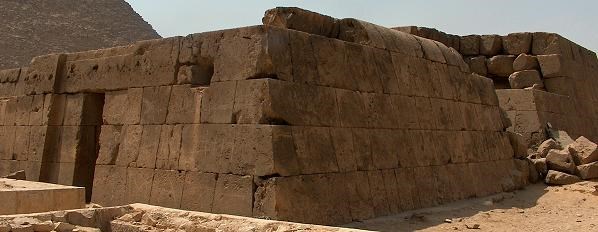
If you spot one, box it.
[0,7,539,225]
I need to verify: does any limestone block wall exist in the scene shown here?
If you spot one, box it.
[0,7,524,225]
[396,27,598,147]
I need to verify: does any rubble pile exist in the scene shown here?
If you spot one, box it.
[525,134,598,185]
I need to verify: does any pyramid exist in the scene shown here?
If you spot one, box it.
[0,0,160,69]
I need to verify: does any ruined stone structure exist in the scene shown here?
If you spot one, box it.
[397,26,598,148]
[0,7,595,226]
[0,0,160,69]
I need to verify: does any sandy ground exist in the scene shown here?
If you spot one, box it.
[345,181,598,232]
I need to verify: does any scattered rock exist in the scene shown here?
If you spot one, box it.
[537,139,561,158]
[577,162,598,180]
[2,170,26,180]
[545,170,581,185]
[524,84,543,90]
[513,54,539,71]
[444,219,453,223]
[567,136,598,165]
[546,149,576,174]
[0,222,11,232]
[509,70,543,89]
[548,130,575,147]
[10,224,33,232]
[72,226,101,232]
[66,210,97,227]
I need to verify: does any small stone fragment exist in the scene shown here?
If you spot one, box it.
[54,222,76,232]
[466,223,481,229]
[531,158,548,176]
[2,170,26,180]
[32,221,54,232]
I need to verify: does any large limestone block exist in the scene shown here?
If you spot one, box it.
[181,172,217,212]
[339,19,423,58]
[140,86,171,125]
[346,44,384,93]
[311,35,353,90]
[125,167,154,204]
[480,34,503,56]
[460,35,480,55]
[487,55,516,77]
[200,81,238,124]
[537,54,566,78]
[115,125,142,167]
[212,174,254,217]
[567,136,598,165]
[502,32,532,55]
[15,95,33,126]
[91,165,128,206]
[513,54,539,71]
[532,32,572,57]
[415,36,446,63]
[23,54,66,95]
[262,7,339,38]
[103,88,143,125]
[61,37,179,92]
[96,125,123,165]
[466,56,487,76]
[166,85,203,124]
[508,70,544,89]
[155,124,183,170]
[135,125,161,169]
[291,126,339,174]
[546,149,576,174]
[150,169,185,209]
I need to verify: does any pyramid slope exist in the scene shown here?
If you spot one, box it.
[0,0,160,69]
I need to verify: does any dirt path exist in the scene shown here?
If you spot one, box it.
[345,181,598,232]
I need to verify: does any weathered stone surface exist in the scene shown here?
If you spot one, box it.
[507,132,528,159]
[263,7,339,38]
[149,170,185,209]
[103,88,142,125]
[546,149,576,174]
[502,33,532,55]
[460,35,480,55]
[537,54,565,78]
[487,55,516,77]
[508,70,543,89]
[545,170,580,185]
[577,162,598,180]
[480,35,502,56]
[537,139,561,158]
[567,136,598,165]
[513,54,539,71]
[212,174,253,217]
[466,56,487,76]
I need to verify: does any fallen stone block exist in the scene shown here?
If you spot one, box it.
[549,130,575,147]
[480,34,502,56]
[537,54,565,78]
[487,55,516,77]
[537,139,561,158]
[466,56,487,76]
[546,149,576,174]
[567,136,598,165]
[545,170,580,185]
[508,70,543,89]
[513,54,539,71]
[502,32,532,55]
[577,162,598,180]
[460,35,480,55]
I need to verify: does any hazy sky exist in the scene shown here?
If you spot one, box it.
[125,0,598,52]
